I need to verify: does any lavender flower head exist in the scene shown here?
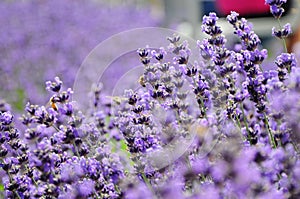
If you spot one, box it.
[265,0,287,18]
[272,23,292,39]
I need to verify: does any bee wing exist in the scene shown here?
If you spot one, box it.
[105,96,127,104]
[45,100,52,109]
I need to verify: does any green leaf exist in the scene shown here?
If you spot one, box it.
[120,140,128,151]
[12,88,26,112]
[105,116,110,126]
[0,183,4,191]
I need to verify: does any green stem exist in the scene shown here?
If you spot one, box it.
[291,140,300,153]
[277,19,288,53]
[52,124,60,132]
[141,173,156,198]
[263,112,277,148]
[197,96,207,117]
[94,192,101,199]
[259,65,264,73]
[185,155,192,170]
[72,141,80,157]
[226,101,244,139]
[235,113,242,130]
[16,192,21,199]
[240,103,251,138]
[231,113,246,140]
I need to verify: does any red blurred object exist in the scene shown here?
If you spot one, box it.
[216,0,270,16]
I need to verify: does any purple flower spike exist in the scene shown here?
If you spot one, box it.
[201,12,222,37]
[265,0,287,19]
[272,23,292,38]
[0,111,13,125]
[270,5,285,18]
[275,53,297,80]
[265,0,287,6]
[45,76,62,93]
[227,11,239,25]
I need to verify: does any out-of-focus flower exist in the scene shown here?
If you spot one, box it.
[0,0,158,109]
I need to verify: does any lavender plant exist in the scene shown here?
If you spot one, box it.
[1,0,300,198]
[1,78,126,198]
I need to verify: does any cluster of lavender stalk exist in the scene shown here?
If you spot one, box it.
[1,0,300,198]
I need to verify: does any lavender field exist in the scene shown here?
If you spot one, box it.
[1,0,300,198]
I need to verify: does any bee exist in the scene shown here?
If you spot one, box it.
[138,76,146,87]
[188,123,208,139]
[105,96,128,105]
[49,96,58,111]
[196,125,209,138]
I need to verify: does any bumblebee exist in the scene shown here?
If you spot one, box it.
[49,97,58,111]
[138,76,146,87]
[105,96,127,105]
[188,123,208,139]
